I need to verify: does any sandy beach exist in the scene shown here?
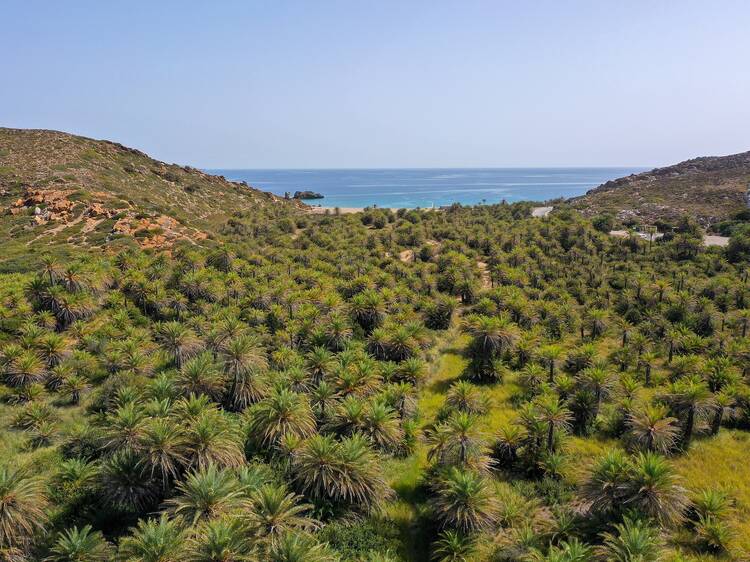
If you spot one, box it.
[310,206,416,214]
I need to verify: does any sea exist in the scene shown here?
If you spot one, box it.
[207,168,647,209]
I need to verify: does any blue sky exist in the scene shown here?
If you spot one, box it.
[2,1,749,168]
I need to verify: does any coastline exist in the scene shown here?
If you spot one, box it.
[309,206,405,214]
[310,205,555,216]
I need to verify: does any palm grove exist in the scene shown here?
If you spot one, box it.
[1,202,750,561]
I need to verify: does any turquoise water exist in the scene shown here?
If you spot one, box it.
[207,168,646,209]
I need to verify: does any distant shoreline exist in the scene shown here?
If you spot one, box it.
[309,205,555,216]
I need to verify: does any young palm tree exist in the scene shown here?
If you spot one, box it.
[0,465,48,551]
[183,409,245,470]
[662,375,715,448]
[246,388,317,450]
[360,399,404,453]
[177,352,225,401]
[266,531,338,562]
[183,517,253,562]
[221,334,268,410]
[596,515,663,561]
[709,391,737,435]
[99,450,158,513]
[637,351,658,387]
[432,467,499,533]
[102,399,149,452]
[538,344,564,383]
[462,314,520,374]
[577,364,614,421]
[164,464,243,526]
[580,449,633,518]
[47,525,113,562]
[61,374,90,405]
[626,404,680,454]
[305,346,334,386]
[157,321,202,368]
[534,394,573,453]
[431,529,476,562]
[138,417,187,486]
[118,514,187,562]
[291,434,390,511]
[244,483,315,544]
[4,349,45,389]
[445,380,490,415]
[37,332,71,368]
[626,452,689,526]
[427,412,492,472]
[526,538,593,562]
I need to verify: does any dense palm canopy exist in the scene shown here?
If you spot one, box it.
[0,203,747,560]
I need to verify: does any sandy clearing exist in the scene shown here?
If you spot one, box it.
[531,206,553,217]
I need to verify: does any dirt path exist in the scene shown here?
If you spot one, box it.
[477,261,491,288]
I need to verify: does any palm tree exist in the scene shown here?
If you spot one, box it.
[322,315,352,352]
[427,412,492,472]
[4,350,45,389]
[349,290,386,333]
[445,381,489,415]
[538,344,563,383]
[626,452,689,526]
[577,364,614,421]
[221,335,268,411]
[164,464,243,526]
[37,333,70,368]
[246,388,317,450]
[102,401,147,453]
[157,321,202,368]
[662,376,715,448]
[305,346,333,386]
[596,516,662,562]
[40,255,62,286]
[99,451,158,513]
[61,374,90,405]
[709,391,737,435]
[266,532,338,562]
[462,314,520,371]
[526,538,592,562]
[118,514,187,562]
[138,418,187,486]
[432,467,499,533]
[637,351,658,387]
[183,409,245,470]
[0,465,47,551]
[183,517,253,562]
[244,483,315,544]
[431,529,476,562]
[580,449,632,518]
[585,308,608,338]
[626,404,680,454]
[534,394,572,453]
[291,433,390,512]
[362,400,404,452]
[46,525,113,562]
[177,352,225,401]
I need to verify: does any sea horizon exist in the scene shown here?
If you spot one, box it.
[207,167,648,209]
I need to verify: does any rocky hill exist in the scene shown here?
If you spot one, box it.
[0,128,303,265]
[571,150,750,226]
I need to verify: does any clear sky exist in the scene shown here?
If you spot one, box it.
[2,1,749,168]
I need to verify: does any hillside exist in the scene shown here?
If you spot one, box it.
[571,150,750,226]
[0,128,303,266]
